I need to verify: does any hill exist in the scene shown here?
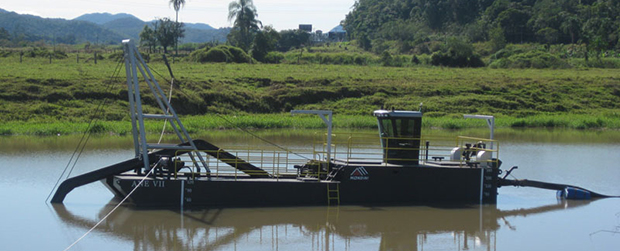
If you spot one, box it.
[0,10,123,44]
[74,12,139,25]
[101,16,147,41]
[0,9,229,45]
[344,0,619,55]
[185,23,214,30]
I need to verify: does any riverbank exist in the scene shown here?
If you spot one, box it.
[1,56,619,134]
[1,113,619,136]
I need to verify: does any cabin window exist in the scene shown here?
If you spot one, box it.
[395,119,413,137]
[378,118,394,137]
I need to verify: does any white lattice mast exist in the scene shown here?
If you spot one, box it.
[122,39,210,174]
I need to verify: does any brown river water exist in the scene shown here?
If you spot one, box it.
[0,129,619,251]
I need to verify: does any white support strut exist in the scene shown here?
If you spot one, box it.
[291,110,333,163]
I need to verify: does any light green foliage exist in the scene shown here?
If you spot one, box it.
[189,45,252,63]
[489,49,570,69]
[1,53,620,135]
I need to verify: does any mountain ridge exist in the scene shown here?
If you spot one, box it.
[0,9,227,44]
[74,12,139,25]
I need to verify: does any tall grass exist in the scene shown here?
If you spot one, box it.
[2,113,619,136]
[2,52,620,135]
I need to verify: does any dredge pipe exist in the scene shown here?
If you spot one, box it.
[499,179,617,198]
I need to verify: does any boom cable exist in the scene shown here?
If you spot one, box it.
[46,58,124,203]
[146,65,312,161]
[214,114,312,161]
[62,167,156,251]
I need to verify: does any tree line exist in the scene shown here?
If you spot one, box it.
[344,0,619,57]
[137,0,314,63]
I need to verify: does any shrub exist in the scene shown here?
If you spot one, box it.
[190,45,253,63]
[430,51,484,67]
[0,50,13,57]
[227,46,253,63]
[411,55,420,64]
[25,47,49,58]
[489,50,570,69]
[204,47,232,62]
[263,51,284,64]
[108,51,149,62]
[429,37,485,68]
[381,51,393,66]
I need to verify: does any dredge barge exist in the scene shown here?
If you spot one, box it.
[52,40,504,208]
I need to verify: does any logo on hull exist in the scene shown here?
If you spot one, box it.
[350,167,369,180]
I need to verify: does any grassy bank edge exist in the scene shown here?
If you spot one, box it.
[1,113,619,136]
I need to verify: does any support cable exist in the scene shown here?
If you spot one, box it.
[215,114,311,161]
[46,59,124,203]
[62,167,155,251]
[157,77,174,145]
[145,65,312,161]
[157,55,176,144]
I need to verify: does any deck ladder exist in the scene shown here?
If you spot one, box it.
[327,182,340,206]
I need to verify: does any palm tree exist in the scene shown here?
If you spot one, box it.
[169,0,186,55]
[228,0,262,51]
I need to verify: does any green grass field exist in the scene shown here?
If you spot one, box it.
[1,54,619,135]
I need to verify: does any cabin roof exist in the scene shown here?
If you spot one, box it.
[373,110,422,118]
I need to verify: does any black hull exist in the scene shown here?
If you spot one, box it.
[105,164,499,208]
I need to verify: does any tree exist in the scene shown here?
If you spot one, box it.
[0,27,9,40]
[139,25,157,53]
[228,0,262,51]
[580,1,619,60]
[496,7,532,43]
[489,26,507,51]
[153,18,185,54]
[251,25,279,62]
[536,27,559,45]
[169,0,186,55]
[277,29,310,52]
[559,12,581,44]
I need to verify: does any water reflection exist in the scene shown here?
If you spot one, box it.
[53,200,591,251]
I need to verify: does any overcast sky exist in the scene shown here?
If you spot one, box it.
[2,0,355,32]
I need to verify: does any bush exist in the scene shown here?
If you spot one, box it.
[263,51,284,64]
[489,50,570,69]
[429,37,485,68]
[411,55,420,64]
[0,50,13,57]
[25,47,49,58]
[430,51,485,67]
[108,51,149,62]
[190,45,253,63]
[227,46,253,63]
[381,51,393,66]
[204,47,232,62]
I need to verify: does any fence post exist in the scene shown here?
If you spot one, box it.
[94,52,97,64]
[19,52,23,63]
[76,52,79,63]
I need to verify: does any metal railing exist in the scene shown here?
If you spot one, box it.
[312,133,499,168]
[171,148,319,180]
[164,133,500,181]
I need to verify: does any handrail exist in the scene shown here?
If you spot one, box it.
[154,133,500,183]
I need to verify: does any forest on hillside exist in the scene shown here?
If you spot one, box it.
[344,0,619,57]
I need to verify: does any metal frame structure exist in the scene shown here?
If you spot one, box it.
[291,110,333,162]
[122,39,210,174]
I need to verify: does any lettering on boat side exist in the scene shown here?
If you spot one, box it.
[131,180,166,188]
[350,167,369,181]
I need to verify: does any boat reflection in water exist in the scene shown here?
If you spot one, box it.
[53,200,591,251]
